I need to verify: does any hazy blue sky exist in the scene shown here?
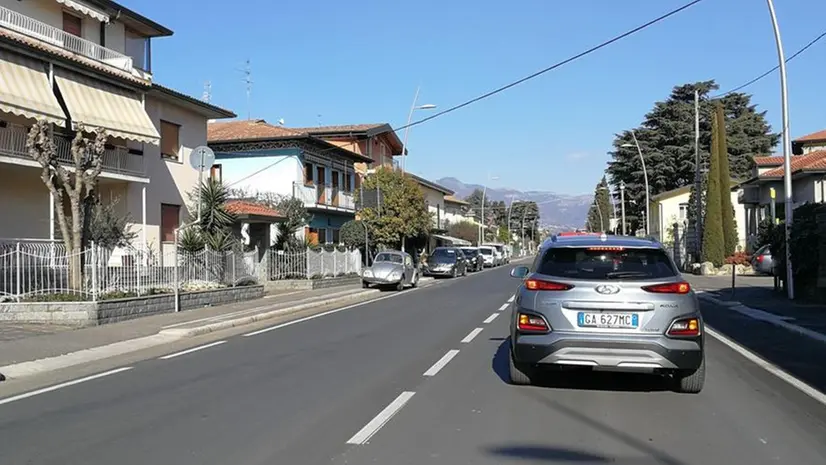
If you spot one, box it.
[133,0,825,195]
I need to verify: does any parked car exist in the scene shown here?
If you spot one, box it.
[751,245,774,275]
[460,247,484,272]
[484,243,509,264]
[507,233,705,394]
[478,245,496,267]
[423,247,468,278]
[362,251,419,291]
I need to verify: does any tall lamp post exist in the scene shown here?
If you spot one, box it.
[766,0,795,300]
[400,86,436,174]
[479,174,499,244]
[619,181,627,235]
[621,130,650,236]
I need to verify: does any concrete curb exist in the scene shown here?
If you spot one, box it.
[697,293,742,308]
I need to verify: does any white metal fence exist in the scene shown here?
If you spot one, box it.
[0,241,259,302]
[269,248,362,280]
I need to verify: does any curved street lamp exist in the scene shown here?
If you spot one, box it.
[621,130,650,236]
[400,86,436,174]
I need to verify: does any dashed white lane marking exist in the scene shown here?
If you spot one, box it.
[507,295,514,303]
[158,341,226,360]
[0,367,133,406]
[498,303,509,311]
[706,327,826,406]
[483,313,500,324]
[461,328,484,343]
[346,391,416,445]
[423,350,460,377]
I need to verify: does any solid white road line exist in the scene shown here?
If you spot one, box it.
[346,391,416,445]
[498,303,509,311]
[158,341,226,360]
[423,350,460,377]
[243,288,415,337]
[483,313,499,324]
[0,367,133,406]
[461,328,484,343]
[706,327,826,406]
[507,295,514,303]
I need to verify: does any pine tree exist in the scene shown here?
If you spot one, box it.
[715,102,738,256]
[702,110,726,266]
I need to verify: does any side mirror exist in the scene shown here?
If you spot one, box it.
[510,266,529,279]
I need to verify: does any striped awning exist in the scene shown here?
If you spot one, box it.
[54,69,160,145]
[0,50,66,126]
[54,0,109,23]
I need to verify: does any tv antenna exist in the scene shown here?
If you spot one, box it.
[202,80,212,103]
[237,59,253,119]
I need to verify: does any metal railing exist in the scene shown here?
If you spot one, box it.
[292,182,355,211]
[0,241,259,302]
[0,5,133,72]
[0,124,145,176]
[268,248,362,280]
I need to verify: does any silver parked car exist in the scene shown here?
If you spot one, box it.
[508,233,705,393]
[362,251,419,291]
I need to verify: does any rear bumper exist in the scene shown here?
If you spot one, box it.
[362,276,401,285]
[512,331,703,371]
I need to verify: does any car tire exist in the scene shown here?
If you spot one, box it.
[362,280,369,289]
[396,278,405,292]
[508,350,533,386]
[674,356,706,394]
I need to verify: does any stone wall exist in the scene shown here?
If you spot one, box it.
[0,285,265,326]
[264,276,361,293]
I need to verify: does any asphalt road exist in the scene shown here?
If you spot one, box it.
[0,264,825,465]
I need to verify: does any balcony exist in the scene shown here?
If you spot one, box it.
[0,124,144,177]
[292,182,356,212]
[738,185,761,205]
[0,5,134,73]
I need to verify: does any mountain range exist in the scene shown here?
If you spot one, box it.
[436,177,593,231]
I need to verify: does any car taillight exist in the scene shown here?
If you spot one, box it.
[525,279,574,291]
[641,282,691,294]
[756,255,764,263]
[517,313,550,332]
[667,317,701,336]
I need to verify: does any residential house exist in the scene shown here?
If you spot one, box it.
[290,124,404,175]
[738,128,826,242]
[406,172,453,231]
[0,0,235,257]
[649,183,747,251]
[206,119,373,245]
[443,195,475,228]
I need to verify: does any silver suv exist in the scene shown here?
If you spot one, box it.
[508,233,705,393]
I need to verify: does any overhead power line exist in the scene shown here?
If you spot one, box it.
[396,0,706,132]
[714,29,826,98]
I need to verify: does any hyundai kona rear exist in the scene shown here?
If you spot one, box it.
[508,234,705,393]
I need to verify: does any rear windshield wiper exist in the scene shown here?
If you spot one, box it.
[604,271,652,279]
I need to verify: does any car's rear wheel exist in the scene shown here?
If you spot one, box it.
[396,278,405,292]
[674,356,705,394]
[508,350,534,386]
[362,280,369,289]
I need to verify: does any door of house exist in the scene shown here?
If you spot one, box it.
[331,170,340,206]
[316,166,326,205]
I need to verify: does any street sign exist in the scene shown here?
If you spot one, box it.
[189,146,215,172]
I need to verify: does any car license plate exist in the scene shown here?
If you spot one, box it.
[577,312,638,329]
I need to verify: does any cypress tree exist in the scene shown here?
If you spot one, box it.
[702,110,726,266]
[715,102,738,256]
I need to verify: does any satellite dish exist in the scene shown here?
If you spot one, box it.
[278,118,285,126]
[189,146,215,172]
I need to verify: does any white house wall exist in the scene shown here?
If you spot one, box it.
[218,154,300,198]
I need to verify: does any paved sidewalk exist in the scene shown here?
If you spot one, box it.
[686,275,826,335]
[0,286,367,368]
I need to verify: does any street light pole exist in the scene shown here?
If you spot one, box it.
[620,181,627,235]
[621,132,650,236]
[400,87,436,174]
[766,0,795,300]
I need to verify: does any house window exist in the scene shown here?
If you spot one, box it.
[62,12,82,37]
[304,162,314,185]
[160,121,180,160]
[210,164,222,183]
[331,228,340,244]
[678,203,689,221]
[161,204,180,242]
[124,27,149,70]
[345,173,353,191]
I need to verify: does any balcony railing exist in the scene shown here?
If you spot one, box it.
[738,186,760,205]
[292,182,356,211]
[0,5,134,73]
[0,124,145,177]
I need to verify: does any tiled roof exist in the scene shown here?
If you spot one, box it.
[794,129,826,143]
[151,83,235,119]
[753,156,783,166]
[207,119,305,142]
[225,200,283,219]
[444,195,469,205]
[760,151,826,178]
[0,28,148,86]
[291,124,385,134]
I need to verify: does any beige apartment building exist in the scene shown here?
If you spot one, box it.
[0,0,234,257]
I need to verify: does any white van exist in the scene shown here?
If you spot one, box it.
[478,245,496,267]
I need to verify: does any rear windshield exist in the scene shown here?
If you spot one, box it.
[480,248,493,255]
[537,247,677,280]
[461,249,479,257]
[375,253,403,264]
[431,249,458,261]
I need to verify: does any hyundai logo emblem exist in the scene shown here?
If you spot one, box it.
[595,285,620,295]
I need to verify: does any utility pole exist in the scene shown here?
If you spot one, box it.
[620,181,627,235]
[693,89,702,259]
